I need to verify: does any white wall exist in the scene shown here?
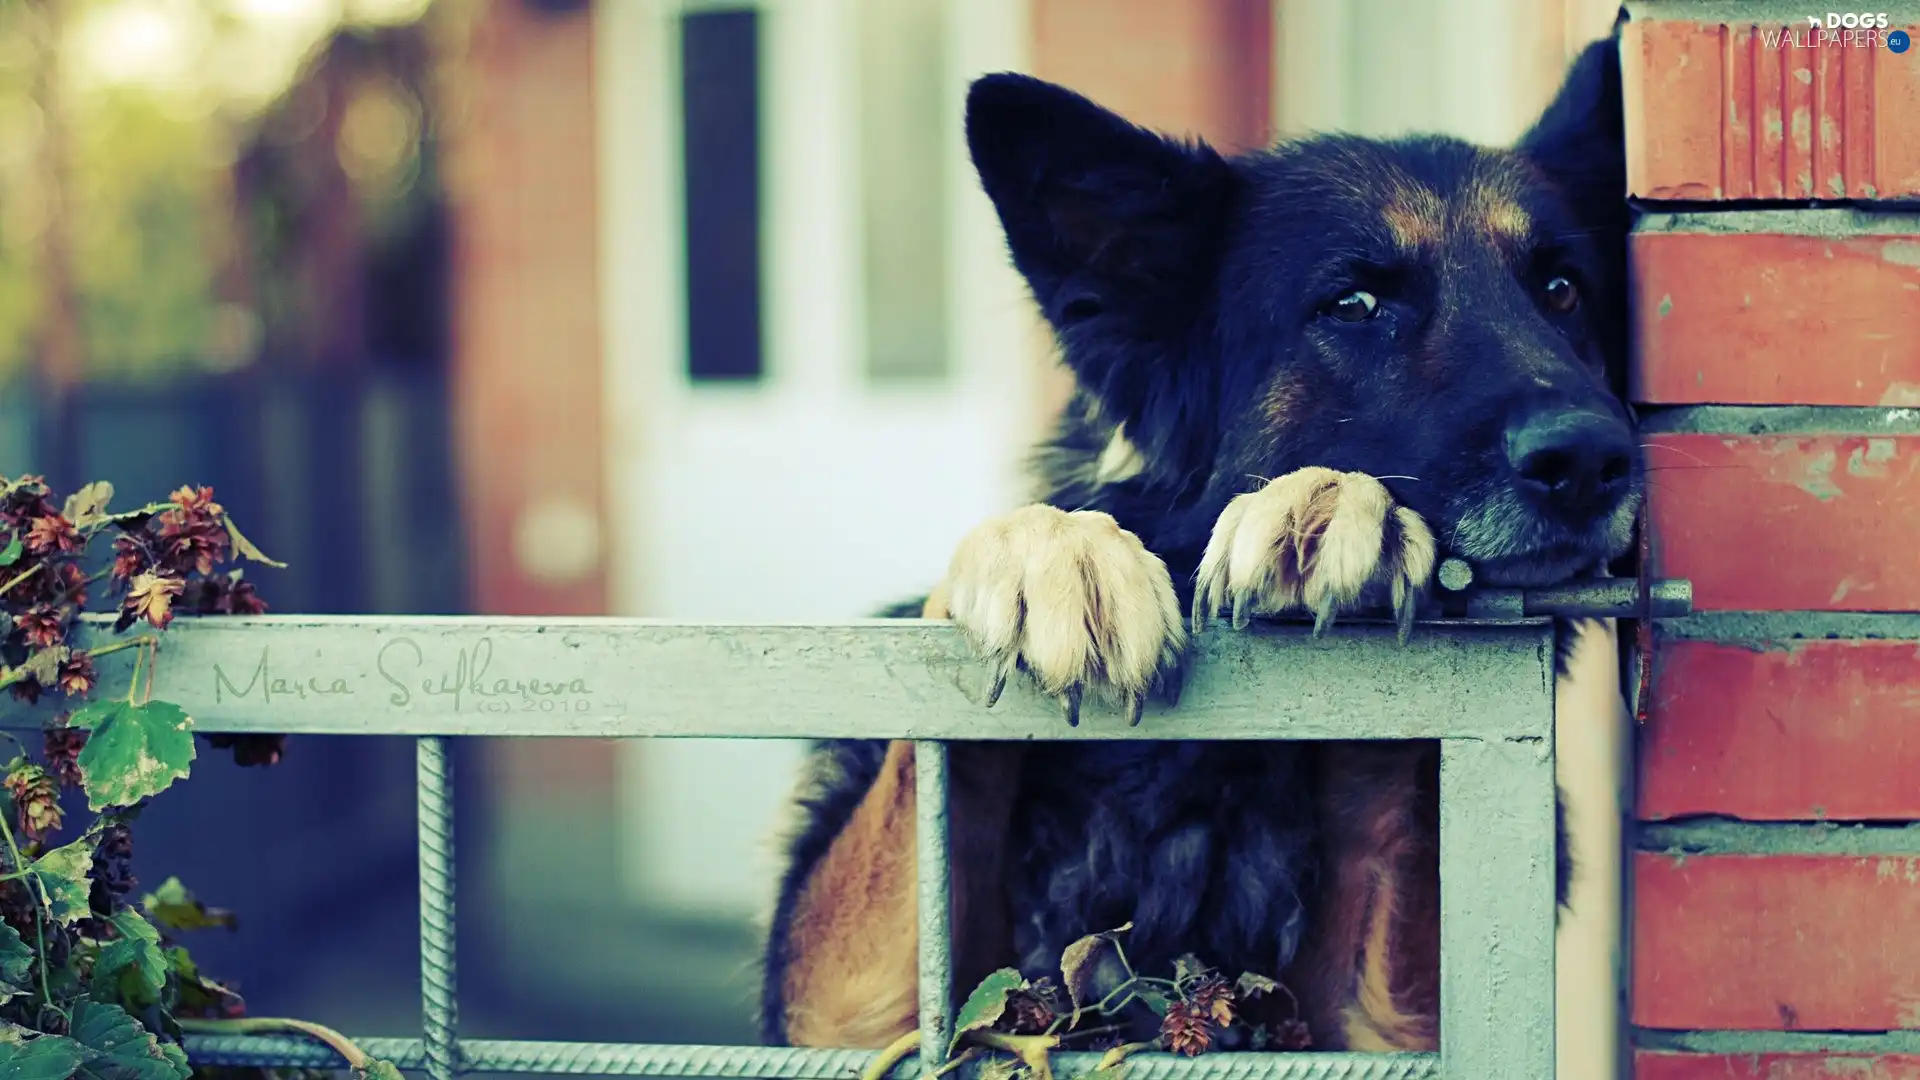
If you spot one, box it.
[594,0,1035,923]
[1275,0,1622,144]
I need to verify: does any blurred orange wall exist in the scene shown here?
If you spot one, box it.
[448,0,610,621]
[445,0,615,799]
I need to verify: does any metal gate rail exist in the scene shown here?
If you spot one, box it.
[5,578,1690,1080]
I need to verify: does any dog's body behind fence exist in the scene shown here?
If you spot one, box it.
[762,22,1636,1059]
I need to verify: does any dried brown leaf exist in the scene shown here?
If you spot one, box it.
[126,572,186,630]
[62,481,114,529]
[222,516,286,569]
[22,644,69,686]
[1059,922,1131,1011]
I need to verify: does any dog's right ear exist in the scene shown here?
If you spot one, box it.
[966,74,1233,329]
[966,74,1235,466]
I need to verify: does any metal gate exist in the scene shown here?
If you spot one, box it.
[19,575,1690,1080]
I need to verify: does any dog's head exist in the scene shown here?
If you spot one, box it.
[969,35,1638,588]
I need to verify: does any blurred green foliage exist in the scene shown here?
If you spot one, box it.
[0,0,440,385]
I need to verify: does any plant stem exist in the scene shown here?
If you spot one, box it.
[965,1033,1059,1053]
[0,635,156,694]
[142,640,157,704]
[858,1030,920,1080]
[125,640,144,705]
[0,563,43,598]
[1095,1041,1158,1072]
[967,1033,1060,1080]
[0,802,57,1013]
[86,635,155,660]
[177,1018,379,1071]
[1094,979,1146,1016]
[1054,1023,1125,1044]
[928,1047,983,1080]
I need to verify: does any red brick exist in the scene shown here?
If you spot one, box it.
[1641,638,1920,820]
[1631,228,1920,407]
[1633,853,1920,1030]
[1644,433,1920,611]
[1622,19,1920,201]
[1637,1052,1920,1079]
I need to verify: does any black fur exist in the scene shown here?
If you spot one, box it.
[762,27,1635,1046]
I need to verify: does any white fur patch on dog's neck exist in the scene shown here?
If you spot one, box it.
[1094,423,1148,484]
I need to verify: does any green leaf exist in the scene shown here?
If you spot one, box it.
[67,999,189,1080]
[140,878,235,934]
[222,517,285,569]
[952,967,1026,1049]
[1233,972,1278,1000]
[0,538,21,569]
[73,701,195,812]
[0,922,32,1006]
[164,946,240,1018]
[90,913,167,1011]
[1172,953,1207,988]
[1131,988,1170,1016]
[28,838,96,926]
[0,1035,86,1080]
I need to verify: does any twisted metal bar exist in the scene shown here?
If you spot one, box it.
[180,1036,1440,1079]
[915,740,954,1069]
[418,736,459,1080]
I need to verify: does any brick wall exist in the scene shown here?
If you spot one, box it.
[1624,1,1920,1074]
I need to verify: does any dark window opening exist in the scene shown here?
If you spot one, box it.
[681,8,764,382]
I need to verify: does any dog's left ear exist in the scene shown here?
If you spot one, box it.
[1514,18,1628,236]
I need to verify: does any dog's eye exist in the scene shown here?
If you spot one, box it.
[1543,276,1579,313]
[1329,290,1380,323]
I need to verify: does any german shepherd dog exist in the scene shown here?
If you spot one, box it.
[761,24,1639,1055]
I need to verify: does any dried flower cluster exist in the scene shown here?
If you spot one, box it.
[3,478,275,702]
[942,924,1316,1080]
[0,475,343,1080]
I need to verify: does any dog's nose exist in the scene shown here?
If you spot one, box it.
[1505,409,1635,521]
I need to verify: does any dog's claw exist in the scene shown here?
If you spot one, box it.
[1311,600,1338,637]
[1060,684,1083,727]
[1126,692,1146,727]
[1195,468,1439,645]
[984,666,1008,709]
[941,505,1186,730]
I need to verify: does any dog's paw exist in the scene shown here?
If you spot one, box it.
[941,504,1185,726]
[1191,467,1438,640]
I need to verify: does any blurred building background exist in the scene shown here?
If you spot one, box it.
[0,0,1619,1046]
